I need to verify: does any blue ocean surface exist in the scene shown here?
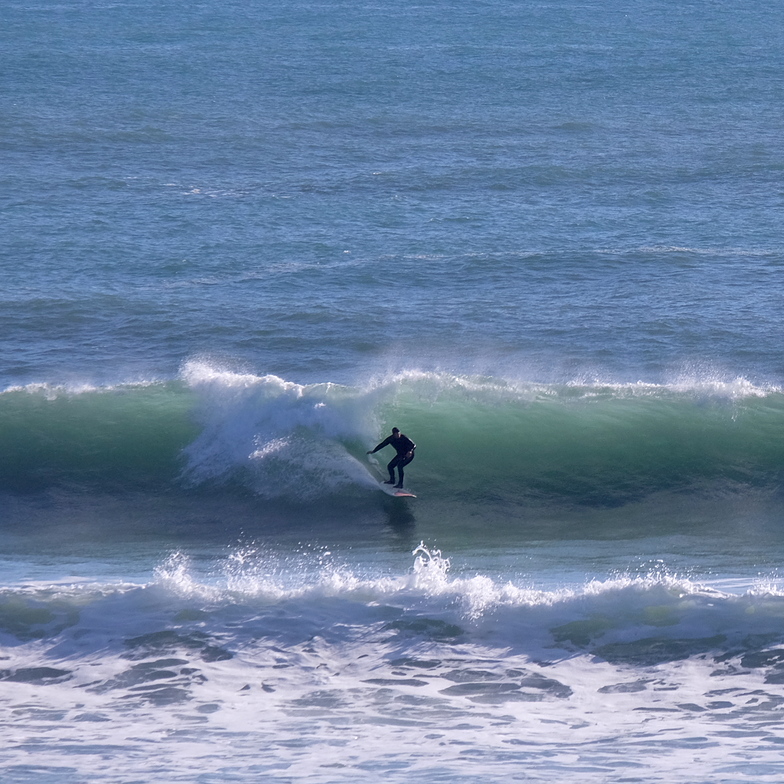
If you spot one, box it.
[3,0,784,781]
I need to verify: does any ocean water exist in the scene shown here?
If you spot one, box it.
[3,0,784,780]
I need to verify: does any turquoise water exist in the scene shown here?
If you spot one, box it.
[3,0,784,781]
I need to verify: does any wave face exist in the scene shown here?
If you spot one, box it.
[0,380,198,493]
[3,362,784,510]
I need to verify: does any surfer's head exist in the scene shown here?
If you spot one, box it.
[392,427,400,436]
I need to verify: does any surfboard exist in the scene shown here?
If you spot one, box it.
[380,485,417,498]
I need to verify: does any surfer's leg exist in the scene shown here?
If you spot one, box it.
[386,456,399,484]
[395,454,413,488]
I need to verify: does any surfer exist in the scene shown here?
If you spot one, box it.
[367,428,416,489]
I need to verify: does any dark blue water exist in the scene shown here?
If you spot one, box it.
[4,0,784,385]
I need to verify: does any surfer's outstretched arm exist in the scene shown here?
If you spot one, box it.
[367,436,392,455]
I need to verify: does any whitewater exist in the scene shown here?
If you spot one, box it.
[4,0,784,780]
[3,546,784,783]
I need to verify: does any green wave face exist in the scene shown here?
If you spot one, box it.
[383,375,784,506]
[0,382,198,492]
[2,368,783,507]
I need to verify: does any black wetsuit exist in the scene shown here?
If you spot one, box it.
[369,433,416,487]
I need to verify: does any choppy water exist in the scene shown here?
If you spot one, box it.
[3,0,784,780]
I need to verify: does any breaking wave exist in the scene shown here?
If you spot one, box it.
[3,360,784,508]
